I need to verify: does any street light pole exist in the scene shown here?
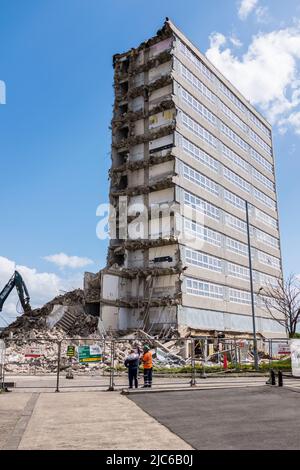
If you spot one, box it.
[245,201,259,371]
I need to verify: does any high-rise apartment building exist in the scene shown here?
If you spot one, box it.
[85,19,284,338]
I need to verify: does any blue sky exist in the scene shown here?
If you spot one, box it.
[1,0,300,321]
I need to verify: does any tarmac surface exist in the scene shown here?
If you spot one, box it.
[129,386,300,450]
[2,378,300,450]
[0,390,192,450]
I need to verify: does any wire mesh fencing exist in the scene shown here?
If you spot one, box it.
[1,334,294,392]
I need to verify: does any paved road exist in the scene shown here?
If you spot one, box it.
[129,386,300,450]
[2,381,300,450]
[0,393,31,449]
[0,391,191,450]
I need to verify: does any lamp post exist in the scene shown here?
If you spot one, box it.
[245,201,259,371]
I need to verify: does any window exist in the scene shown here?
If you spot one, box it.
[219,100,248,133]
[221,143,250,172]
[184,191,220,221]
[177,38,270,139]
[184,219,222,247]
[250,147,273,174]
[178,61,215,103]
[186,277,224,299]
[182,112,217,148]
[255,208,277,229]
[218,79,247,114]
[181,135,219,172]
[223,167,250,193]
[224,213,247,233]
[249,128,272,156]
[249,113,271,139]
[226,237,248,256]
[253,187,276,210]
[224,189,245,210]
[229,288,252,305]
[257,272,278,288]
[181,88,217,127]
[220,122,249,152]
[228,263,250,280]
[178,40,214,82]
[257,250,281,269]
[252,167,274,191]
[182,163,219,196]
[218,77,271,138]
[185,249,223,272]
[256,229,279,249]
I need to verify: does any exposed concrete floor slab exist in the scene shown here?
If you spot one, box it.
[129,386,300,450]
[17,391,192,450]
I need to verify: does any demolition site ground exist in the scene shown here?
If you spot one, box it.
[1,288,299,450]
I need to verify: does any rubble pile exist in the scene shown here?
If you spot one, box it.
[0,289,98,340]
[0,286,188,374]
[1,289,100,374]
[111,330,186,368]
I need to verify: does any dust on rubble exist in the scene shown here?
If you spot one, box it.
[0,289,189,375]
[0,289,98,340]
[0,289,101,374]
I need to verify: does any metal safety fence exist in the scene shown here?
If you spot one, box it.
[1,335,294,392]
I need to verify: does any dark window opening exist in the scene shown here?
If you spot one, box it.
[117,126,129,141]
[118,174,128,190]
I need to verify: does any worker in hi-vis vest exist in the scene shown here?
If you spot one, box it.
[141,344,153,388]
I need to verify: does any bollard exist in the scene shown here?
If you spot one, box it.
[107,341,115,391]
[266,369,276,385]
[201,338,207,378]
[55,341,62,392]
[190,339,197,387]
[278,370,283,387]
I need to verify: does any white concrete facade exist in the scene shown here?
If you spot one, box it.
[97,19,284,338]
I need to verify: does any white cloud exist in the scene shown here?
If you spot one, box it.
[43,252,94,269]
[206,24,300,134]
[230,35,243,48]
[209,32,226,49]
[0,256,83,326]
[279,111,300,135]
[238,0,259,20]
[255,6,271,24]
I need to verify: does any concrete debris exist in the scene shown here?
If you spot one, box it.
[3,328,187,375]
[0,289,98,340]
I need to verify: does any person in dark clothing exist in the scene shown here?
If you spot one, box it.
[124,349,139,389]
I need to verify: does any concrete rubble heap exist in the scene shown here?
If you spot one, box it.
[0,289,98,340]
[1,289,99,374]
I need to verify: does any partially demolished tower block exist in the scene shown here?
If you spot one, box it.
[85,19,284,337]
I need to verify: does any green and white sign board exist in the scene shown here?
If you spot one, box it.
[67,345,76,357]
[78,344,102,363]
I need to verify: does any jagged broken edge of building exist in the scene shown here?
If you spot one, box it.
[83,18,279,340]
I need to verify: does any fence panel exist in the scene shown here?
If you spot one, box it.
[56,337,109,391]
[3,338,59,390]
[110,337,207,390]
[2,334,294,392]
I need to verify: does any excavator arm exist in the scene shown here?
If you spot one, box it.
[0,271,31,314]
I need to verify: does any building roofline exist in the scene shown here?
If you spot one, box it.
[112,17,271,129]
[166,18,272,129]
